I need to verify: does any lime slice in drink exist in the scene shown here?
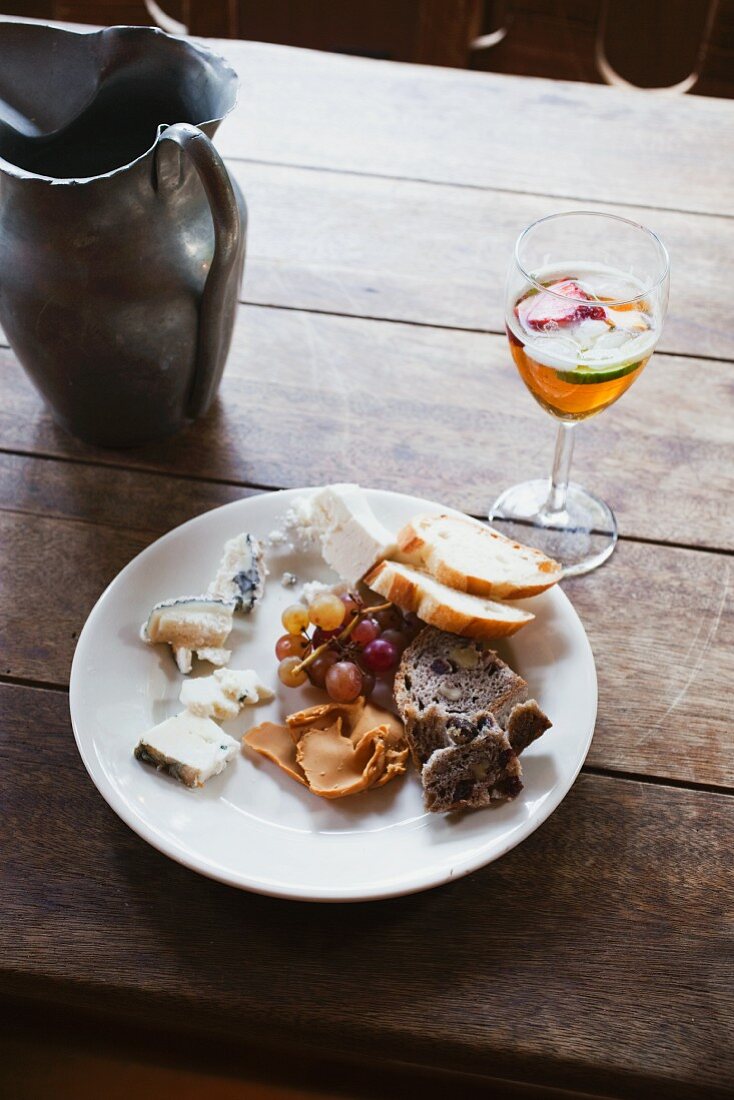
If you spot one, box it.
[555,359,643,385]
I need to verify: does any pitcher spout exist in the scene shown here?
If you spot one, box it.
[0,21,238,182]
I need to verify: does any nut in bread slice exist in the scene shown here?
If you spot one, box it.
[364,560,533,640]
[397,512,561,600]
[420,712,523,813]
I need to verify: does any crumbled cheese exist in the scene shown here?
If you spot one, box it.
[300,579,350,606]
[194,646,231,668]
[281,571,298,587]
[281,496,320,549]
[180,668,274,720]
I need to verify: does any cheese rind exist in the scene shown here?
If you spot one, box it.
[134,712,239,788]
[142,596,235,673]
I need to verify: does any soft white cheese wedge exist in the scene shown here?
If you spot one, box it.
[298,484,397,586]
[207,533,267,612]
[179,668,274,720]
[134,712,239,788]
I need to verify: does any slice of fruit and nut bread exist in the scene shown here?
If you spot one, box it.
[421,711,523,813]
[394,626,551,768]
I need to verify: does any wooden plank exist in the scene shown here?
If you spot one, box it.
[229,160,734,360]
[0,512,150,683]
[0,161,726,361]
[564,539,734,789]
[0,1010,615,1100]
[1,488,732,789]
[1,684,732,1099]
[0,306,732,550]
[210,38,734,216]
[0,452,251,533]
[2,19,731,216]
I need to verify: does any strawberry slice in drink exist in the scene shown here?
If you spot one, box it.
[517,279,607,332]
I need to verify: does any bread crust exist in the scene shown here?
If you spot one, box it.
[364,561,533,640]
[397,514,561,600]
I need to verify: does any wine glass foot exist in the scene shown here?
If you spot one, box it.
[488,479,618,578]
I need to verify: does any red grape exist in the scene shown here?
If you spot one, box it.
[352,617,380,646]
[340,592,360,616]
[275,633,308,660]
[371,606,403,632]
[325,660,363,703]
[359,669,376,698]
[402,611,422,637]
[380,629,407,656]
[312,626,341,647]
[362,638,399,673]
[308,649,339,689]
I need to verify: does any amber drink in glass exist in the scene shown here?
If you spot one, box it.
[491,212,669,576]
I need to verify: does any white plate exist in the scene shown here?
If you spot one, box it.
[70,487,597,902]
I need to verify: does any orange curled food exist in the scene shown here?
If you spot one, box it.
[243,697,409,800]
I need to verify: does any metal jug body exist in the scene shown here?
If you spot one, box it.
[0,22,246,447]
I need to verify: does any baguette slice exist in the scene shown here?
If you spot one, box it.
[397,513,561,600]
[364,560,533,639]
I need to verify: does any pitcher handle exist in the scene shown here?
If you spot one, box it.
[156,123,243,419]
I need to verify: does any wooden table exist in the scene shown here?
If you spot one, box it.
[2,27,734,1100]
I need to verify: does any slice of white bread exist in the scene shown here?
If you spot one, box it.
[364,560,534,640]
[396,513,561,600]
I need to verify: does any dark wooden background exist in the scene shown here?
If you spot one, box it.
[3,0,734,95]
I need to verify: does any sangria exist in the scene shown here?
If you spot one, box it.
[490,212,669,576]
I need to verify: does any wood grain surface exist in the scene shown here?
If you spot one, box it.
[1,307,732,550]
[1,461,732,789]
[1,21,733,1098]
[212,39,734,216]
[0,452,252,533]
[229,160,734,360]
[1,162,729,360]
[1,684,731,1100]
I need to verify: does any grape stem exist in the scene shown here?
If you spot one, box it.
[292,602,393,675]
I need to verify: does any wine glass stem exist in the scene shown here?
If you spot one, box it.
[546,421,575,514]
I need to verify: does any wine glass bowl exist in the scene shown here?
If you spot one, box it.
[490,211,669,577]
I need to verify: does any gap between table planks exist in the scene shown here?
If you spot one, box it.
[209,38,734,219]
[1,683,732,1100]
[223,160,734,362]
[4,163,729,361]
[0,304,732,551]
[0,19,731,220]
[0,454,732,791]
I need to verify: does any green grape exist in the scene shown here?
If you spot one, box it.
[281,604,309,634]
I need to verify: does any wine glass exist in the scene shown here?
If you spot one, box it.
[489,211,670,576]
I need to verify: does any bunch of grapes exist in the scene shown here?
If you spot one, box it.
[275,591,417,703]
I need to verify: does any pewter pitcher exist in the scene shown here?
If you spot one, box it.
[0,21,246,446]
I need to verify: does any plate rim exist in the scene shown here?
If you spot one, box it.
[69,486,598,902]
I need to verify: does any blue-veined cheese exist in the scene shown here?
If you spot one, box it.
[133,712,239,787]
[207,533,266,612]
[180,668,274,720]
